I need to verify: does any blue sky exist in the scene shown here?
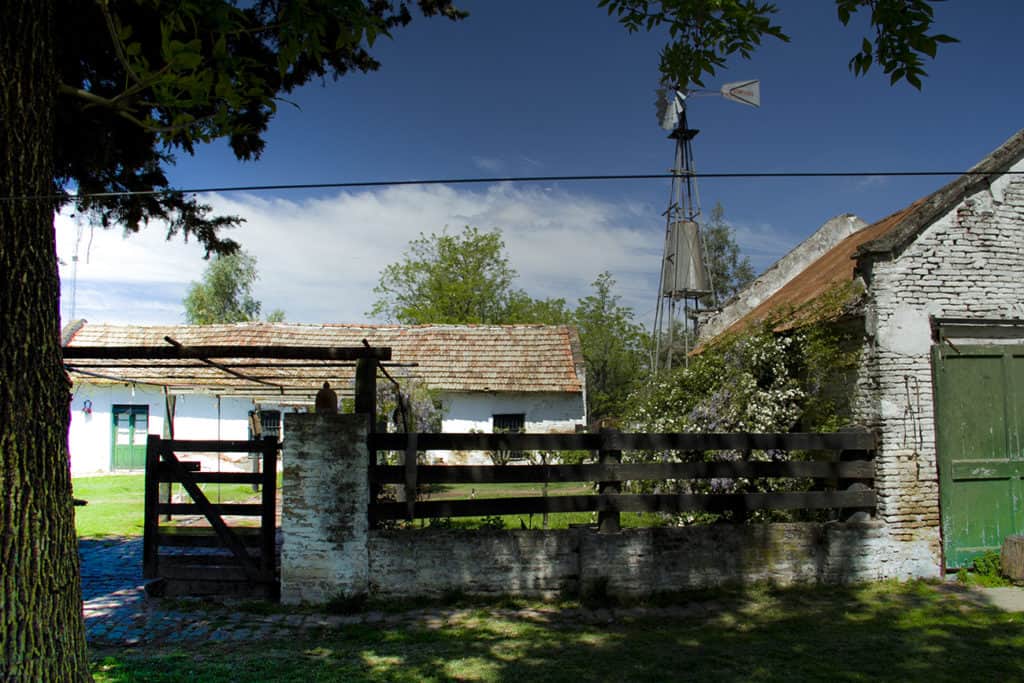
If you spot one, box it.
[57,1,1024,327]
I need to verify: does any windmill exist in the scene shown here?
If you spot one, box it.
[651,80,760,373]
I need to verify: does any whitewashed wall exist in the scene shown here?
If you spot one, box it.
[435,391,586,464]
[68,384,255,474]
[69,384,166,474]
[70,383,586,472]
[171,393,253,441]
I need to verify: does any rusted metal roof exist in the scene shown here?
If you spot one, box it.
[708,200,923,340]
[705,128,1024,342]
[62,321,585,399]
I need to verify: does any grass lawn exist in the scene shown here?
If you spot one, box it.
[71,476,661,538]
[72,475,274,538]
[404,482,670,531]
[90,581,1024,681]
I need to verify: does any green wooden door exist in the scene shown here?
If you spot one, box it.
[933,345,1024,568]
[111,405,149,470]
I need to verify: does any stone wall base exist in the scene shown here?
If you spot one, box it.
[366,522,940,600]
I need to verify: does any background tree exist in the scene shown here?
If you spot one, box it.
[369,226,567,324]
[702,202,755,308]
[573,272,647,425]
[602,0,956,89]
[183,250,272,324]
[2,2,462,677]
[182,249,286,324]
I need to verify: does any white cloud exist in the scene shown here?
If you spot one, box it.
[56,184,792,328]
[853,175,890,191]
[472,156,506,173]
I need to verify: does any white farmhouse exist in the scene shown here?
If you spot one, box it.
[63,321,587,473]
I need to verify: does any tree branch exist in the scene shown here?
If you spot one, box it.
[96,0,143,86]
[58,83,219,137]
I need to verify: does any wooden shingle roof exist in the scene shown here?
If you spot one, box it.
[63,321,585,398]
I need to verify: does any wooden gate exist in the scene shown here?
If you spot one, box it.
[934,344,1024,568]
[143,435,279,597]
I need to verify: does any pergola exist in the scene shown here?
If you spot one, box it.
[62,336,399,405]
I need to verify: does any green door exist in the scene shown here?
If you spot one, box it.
[112,405,149,470]
[933,345,1024,568]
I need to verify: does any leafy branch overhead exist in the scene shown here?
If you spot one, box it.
[55,0,465,255]
[600,0,956,89]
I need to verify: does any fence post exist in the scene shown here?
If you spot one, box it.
[598,429,622,533]
[143,435,161,579]
[260,435,278,586]
[839,427,876,522]
[356,357,379,527]
[354,358,377,430]
[404,431,418,520]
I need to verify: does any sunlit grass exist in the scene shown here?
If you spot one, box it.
[73,474,280,538]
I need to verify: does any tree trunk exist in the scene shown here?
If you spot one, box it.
[0,0,92,679]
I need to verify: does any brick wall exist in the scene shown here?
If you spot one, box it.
[856,161,1024,569]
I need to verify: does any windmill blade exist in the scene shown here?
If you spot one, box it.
[720,79,760,107]
[655,88,676,130]
[655,88,686,130]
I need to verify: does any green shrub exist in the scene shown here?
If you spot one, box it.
[959,551,1011,587]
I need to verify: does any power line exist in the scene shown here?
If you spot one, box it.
[3,170,1021,202]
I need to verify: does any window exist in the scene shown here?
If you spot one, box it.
[259,410,282,439]
[492,413,526,463]
[492,413,525,433]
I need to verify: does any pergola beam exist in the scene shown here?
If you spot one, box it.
[62,344,392,361]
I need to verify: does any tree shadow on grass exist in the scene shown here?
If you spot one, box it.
[93,582,1024,682]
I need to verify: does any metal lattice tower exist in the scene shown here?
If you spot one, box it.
[652,92,712,373]
[650,81,760,374]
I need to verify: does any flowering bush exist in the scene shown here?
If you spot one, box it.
[629,327,807,433]
[625,315,861,524]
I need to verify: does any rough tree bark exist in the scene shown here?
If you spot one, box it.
[1,0,92,679]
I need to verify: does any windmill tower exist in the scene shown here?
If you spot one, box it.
[651,80,760,373]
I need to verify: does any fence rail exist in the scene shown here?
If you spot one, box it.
[368,430,875,528]
[369,430,877,452]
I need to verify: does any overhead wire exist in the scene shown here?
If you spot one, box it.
[4,169,1023,202]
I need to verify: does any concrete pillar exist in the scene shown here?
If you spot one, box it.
[281,413,369,605]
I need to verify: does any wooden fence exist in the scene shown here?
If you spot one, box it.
[368,430,876,530]
[144,435,279,597]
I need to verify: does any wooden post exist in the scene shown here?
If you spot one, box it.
[161,390,176,520]
[1002,536,1024,581]
[598,429,622,533]
[839,428,876,522]
[356,357,379,527]
[734,448,752,523]
[143,435,161,579]
[404,431,418,520]
[260,435,278,588]
[354,358,377,430]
